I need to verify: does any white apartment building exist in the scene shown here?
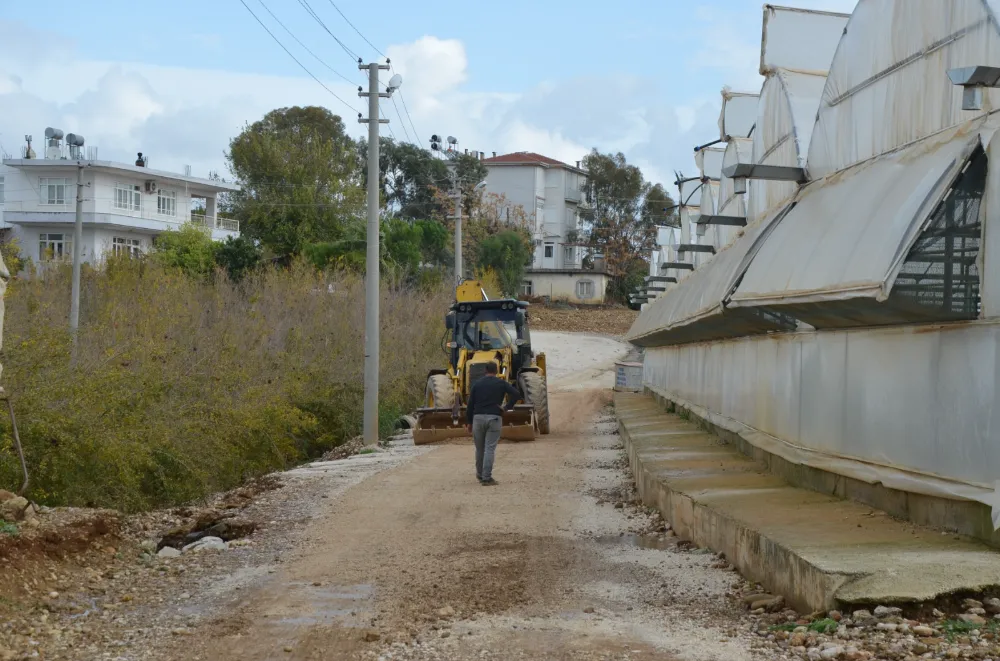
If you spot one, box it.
[0,129,239,268]
[482,151,607,303]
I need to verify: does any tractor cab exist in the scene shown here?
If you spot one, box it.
[445,300,532,373]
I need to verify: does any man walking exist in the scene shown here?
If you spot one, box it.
[465,361,522,486]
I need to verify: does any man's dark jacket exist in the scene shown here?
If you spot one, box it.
[466,375,522,424]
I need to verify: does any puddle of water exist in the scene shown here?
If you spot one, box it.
[594,534,677,551]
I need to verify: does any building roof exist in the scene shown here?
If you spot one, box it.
[2,158,241,192]
[483,152,584,173]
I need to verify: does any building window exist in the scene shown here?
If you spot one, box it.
[521,280,533,296]
[39,233,72,261]
[563,245,574,263]
[576,280,595,299]
[112,236,143,258]
[114,183,142,212]
[157,189,176,217]
[544,244,554,258]
[39,178,69,205]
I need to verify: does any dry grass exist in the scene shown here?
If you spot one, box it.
[0,258,449,511]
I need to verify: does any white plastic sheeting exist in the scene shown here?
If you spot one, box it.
[747,69,827,224]
[626,208,789,347]
[983,122,1000,318]
[731,123,982,323]
[718,89,759,140]
[696,180,721,242]
[720,138,752,217]
[759,4,851,75]
[695,146,725,180]
[642,320,1000,511]
[809,0,1000,179]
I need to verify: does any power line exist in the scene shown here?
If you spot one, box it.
[324,0,386,57]
[396,88,422,148]
[389,95,413,144]
[238,0,360,115]
[379,106,399,142]
[384,63,422,149]
[255,0,356,88]
[296,0,359,62]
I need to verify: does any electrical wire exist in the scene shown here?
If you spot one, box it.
[238,0,360,115]
[396,88,422,147]
[389,95,413,144]
[324,0,385,57]
[296,0,359,61]
[255,0,356,88]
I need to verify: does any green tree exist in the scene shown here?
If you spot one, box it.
[581,150,675,302]
[413,218,450,266]
[476,230,532,298]
[214,235,262,282]
[451,152,489,217]
[360,138,451,220]
[227,106,365,259]
[151,224,218,279]
[383,218,423,274]
[303,217,450,277]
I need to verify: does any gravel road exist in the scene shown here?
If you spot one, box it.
[132,332,756,661]
[7,333,992,661]
[1,332,758,661]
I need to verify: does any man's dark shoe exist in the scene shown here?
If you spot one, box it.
[480,478,498,486]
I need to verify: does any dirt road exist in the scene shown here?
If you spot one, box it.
[116,332,757,660]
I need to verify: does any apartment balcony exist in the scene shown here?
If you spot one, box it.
[191,213,240,232]
[1,200,239,236]
[564,185,582,203]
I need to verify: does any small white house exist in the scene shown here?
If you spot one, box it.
[0,129,239,268]
[520,269,610,305]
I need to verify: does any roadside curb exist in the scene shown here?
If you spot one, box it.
[614,391,1000,613]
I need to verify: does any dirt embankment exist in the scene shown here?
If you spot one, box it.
[527,303,638,337]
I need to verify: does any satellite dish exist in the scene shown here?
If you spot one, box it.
[387,73,403,91]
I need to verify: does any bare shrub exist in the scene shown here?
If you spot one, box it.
[0,257,449,511]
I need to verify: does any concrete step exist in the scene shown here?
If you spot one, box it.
[615,392,1000,612]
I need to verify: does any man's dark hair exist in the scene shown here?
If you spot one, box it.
[485,361,498,375]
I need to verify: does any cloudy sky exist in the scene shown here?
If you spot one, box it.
[0,0,857,192]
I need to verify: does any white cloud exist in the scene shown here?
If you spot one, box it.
[0,2,858,201]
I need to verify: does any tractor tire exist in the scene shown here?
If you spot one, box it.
[425,374,455,409]
[519,372,550,435]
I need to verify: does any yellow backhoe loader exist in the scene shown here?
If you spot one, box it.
[412,280,550,444]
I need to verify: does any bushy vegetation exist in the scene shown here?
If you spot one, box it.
[0,257,448,511]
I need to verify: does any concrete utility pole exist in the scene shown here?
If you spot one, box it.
[358,60,394,446]
[452,169,463,285]
[70,162,84,356]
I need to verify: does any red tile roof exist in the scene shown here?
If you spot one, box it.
[482,151,578,169]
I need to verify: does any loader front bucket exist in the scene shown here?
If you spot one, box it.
[412,404,537,445]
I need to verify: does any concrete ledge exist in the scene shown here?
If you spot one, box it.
[615,392,1000,612]
[644,389,1000,548]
